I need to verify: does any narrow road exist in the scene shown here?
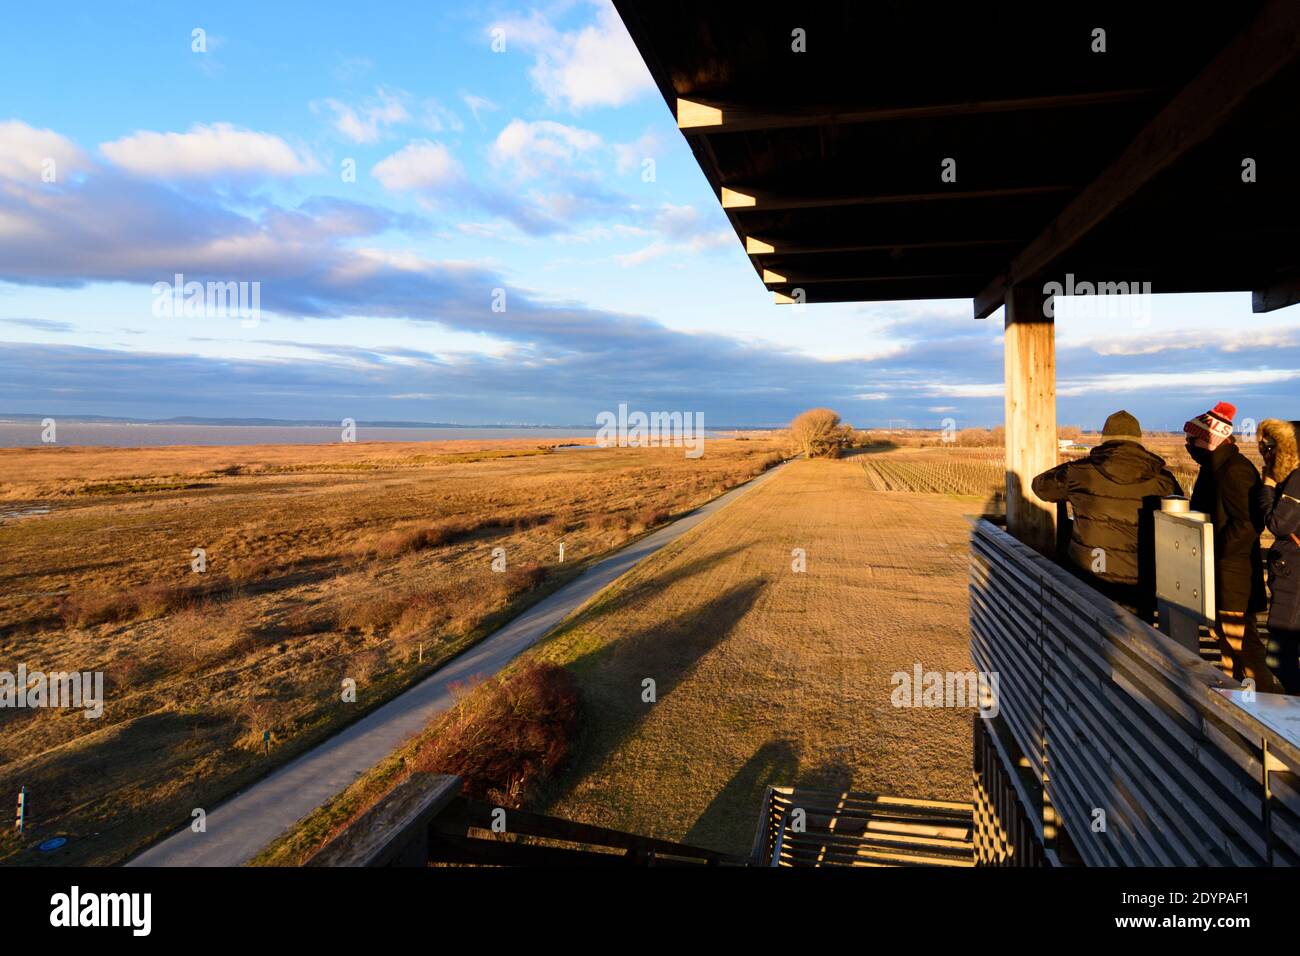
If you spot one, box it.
[128,459,788,866]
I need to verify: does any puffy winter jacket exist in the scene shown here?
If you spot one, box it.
[1189,440,1266,614]
[1032,439,1182,587]
[1257,419,1300,633]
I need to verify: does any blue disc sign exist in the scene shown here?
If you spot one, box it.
[38,837,67,852]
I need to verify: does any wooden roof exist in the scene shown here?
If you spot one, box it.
[615,1,1300,315]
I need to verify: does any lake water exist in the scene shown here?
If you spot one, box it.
[0,422,593,448]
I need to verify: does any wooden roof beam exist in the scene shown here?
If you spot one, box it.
[1253,271,1300,313]
[768,271,985,287]
[723,184,1073,212]
[973,0,1300,318]
[676,88,1155,134]
[772,276,981,304]
[746,236,1022,256]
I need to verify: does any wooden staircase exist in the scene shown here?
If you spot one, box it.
[752,787,976,867]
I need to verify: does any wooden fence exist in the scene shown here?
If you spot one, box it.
[970,518,1300,866]
[307,772,743,867]
[751,787,975,866]
[972,715,1046,866]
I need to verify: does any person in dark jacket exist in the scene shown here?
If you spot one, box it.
[1032,410,1181,615]
[1257,418,1300,694]
[1184,402,1280,692]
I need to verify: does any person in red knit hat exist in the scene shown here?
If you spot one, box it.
[1185,402,1280,691]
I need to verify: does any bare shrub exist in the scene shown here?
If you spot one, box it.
[164,598,261,672]
[59,588,138,628]
[237,695,290,750]
[546,509,578,533]
[409,662,580,807]
[134,583,201,617]
[60,581,201,627]
[953,426,1006,448]
[356,522,461,560]
[337,593,406,634]
[504,562,548,595]
[351,514,522,561]
[281,603,334,635]
[392,591,448,640]
[226,555,279,583]
[633,505,671,531]
[790,408,852,458]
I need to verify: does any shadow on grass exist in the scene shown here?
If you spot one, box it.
[682,744,859,855]
[0,708,238,867]
[683,738,800,853]
[557,542,752,634]
[538,576,768,813]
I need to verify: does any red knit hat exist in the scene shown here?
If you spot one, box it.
[1184,401,1236,450]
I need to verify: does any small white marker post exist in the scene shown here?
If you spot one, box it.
[16,786,25,834]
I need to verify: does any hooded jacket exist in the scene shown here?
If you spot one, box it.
[1032,439,1182,587]
[1256,419,1300,632]
[1189,439,1266,613]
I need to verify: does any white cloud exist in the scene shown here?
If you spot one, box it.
[420,99,464,134]
[319,88,410,143]
[1079,326,1300,356]
[0,120,88,180]
[316,88,461,141]
[614,129,660,175]
[855,392,890,401]
[461,92,498,123]
[616,230,732,267]
[100,123,316,178]
[616,241,672,267]
[489,2,653,110]
[934,368,1300,402]
[371,141,462,191]
[929,382,1005,398]
[1057,369,1300,397]
[490,119,602,179]
[616,204,733,266]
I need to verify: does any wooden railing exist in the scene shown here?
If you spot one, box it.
[307,773,744,867]
[752,786,975,867]
[970,518,1300,866]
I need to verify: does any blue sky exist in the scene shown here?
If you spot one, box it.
[0,0,1296,429]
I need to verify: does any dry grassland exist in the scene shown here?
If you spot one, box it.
[0,436,784,865]
[529,455,977,855]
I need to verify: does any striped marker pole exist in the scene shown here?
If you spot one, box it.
[15,787,25,834]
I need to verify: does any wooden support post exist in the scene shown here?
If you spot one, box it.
[1003,287,1057,555]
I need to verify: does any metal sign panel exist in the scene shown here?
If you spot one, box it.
[1155,510,1215,622]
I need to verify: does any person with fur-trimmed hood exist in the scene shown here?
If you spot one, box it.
[1257,418,1300,694]
[1184,402,1280,692]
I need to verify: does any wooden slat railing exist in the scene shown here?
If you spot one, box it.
[970,518,1300,866]
[751,787,975,867]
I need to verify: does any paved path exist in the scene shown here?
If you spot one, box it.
[128,460,788,866]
